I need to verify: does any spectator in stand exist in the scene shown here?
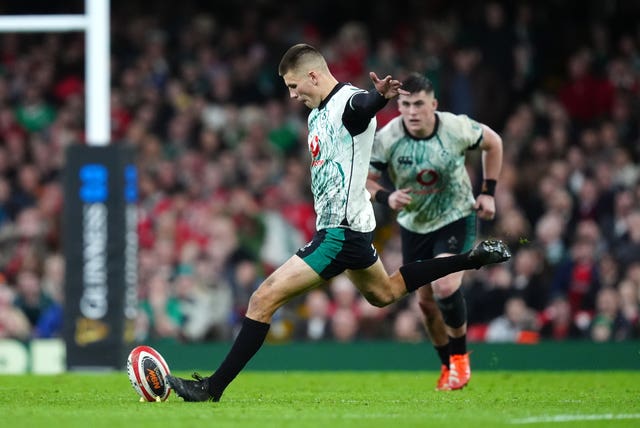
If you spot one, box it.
[294,289,332,341]
[259,184,306,271]
[600,187,635,249]
[474,1,516,86]
[511,246,551,312]
[225,251,264,331]
[597,253,621,290]
[604,148,638,193]
[140,272,182,340]
[573,219,607,258]
[492,207,532,253]
[328,275,360,320]
[0,177,11,227]
[193,254,233,341]
[8,164,40,220]
[174,263,222,342]
[539,295,586,341]
[14,205,52,277]
[0,280,30,340]
[558,48,614,126]
[617,279,640,338]
[265,99,303,156]
[485,296,539,343]
[34,253,64,338]
[330,308,360,343]
[14,87,56,133]
[393,308,423,343]
[573,176,605,225]
[13,269,54,332]
[590,287,632,342]
[535,212,568,267]
[550,238,601,317]
[614,210,640,273]
[356,294,391,340]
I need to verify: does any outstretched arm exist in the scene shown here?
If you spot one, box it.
[343,72,408,135]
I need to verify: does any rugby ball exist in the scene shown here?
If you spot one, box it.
[126,345,171,402]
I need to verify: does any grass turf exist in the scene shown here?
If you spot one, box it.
[0,371,638,428]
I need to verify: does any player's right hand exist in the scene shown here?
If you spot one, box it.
[369,72,409,99]
[389,188,412,210]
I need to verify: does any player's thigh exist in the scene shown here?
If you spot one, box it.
[250,255,324,311]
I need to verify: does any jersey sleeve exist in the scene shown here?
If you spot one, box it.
[450,114,484,151]
[342,90,388,136]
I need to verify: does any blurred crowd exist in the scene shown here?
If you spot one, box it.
[0,0,639,345]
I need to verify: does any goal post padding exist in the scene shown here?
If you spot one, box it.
[63,145,138,370]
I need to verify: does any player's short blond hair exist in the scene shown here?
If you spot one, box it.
[278,43,329,76]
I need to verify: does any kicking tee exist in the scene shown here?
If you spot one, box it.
[370,112,483,234]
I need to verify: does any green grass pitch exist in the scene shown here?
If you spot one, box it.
[1,371,638,428]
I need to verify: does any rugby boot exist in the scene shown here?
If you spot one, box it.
[436,364,451,391]
[468,239,511,268]
[166,373,217,402]
[449,353,471,390]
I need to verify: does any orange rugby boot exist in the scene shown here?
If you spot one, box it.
[448,353,471,390]
[436,364,451,391]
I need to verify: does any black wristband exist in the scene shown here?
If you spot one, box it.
[480,179,497,196]
[375,190,391,205]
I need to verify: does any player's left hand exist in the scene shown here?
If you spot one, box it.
[474,194,496,220]
[389,188,412,211]
[369,72,409,99]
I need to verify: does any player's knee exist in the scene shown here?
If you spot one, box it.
[432,277,461,299]
[367,297,392,308]
[435,288,467,329]
[247,288,278,321]
[363,290,395,308]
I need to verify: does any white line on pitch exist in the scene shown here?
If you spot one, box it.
[510,413,640,424]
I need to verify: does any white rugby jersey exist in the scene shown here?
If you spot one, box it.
[370,112,483,233]
[307,84,377,233]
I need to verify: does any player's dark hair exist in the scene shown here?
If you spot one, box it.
[278,43,320,76]
[402,72,434,95]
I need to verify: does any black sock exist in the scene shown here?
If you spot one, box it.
[435,344,449,367]
[208,316,270,400]
[449,334,467,356]
[399,252,474,292]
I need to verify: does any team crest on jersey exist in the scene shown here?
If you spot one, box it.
[308,135,321,159]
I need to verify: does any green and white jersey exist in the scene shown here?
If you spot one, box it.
[370,112,483,234]
[307,84,377,233]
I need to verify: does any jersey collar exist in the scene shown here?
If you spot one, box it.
[402,112,440,141]
[318,83,346,110]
